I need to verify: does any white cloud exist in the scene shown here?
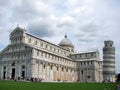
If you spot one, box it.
[57,16,75,31]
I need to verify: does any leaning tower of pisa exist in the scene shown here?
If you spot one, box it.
[103,40,115,82]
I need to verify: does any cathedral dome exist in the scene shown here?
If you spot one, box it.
[59,35,74,48]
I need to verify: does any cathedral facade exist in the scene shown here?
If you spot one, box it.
[0,27,115,82]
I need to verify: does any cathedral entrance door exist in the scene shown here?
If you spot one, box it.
[3,71,6,79]
[11,68,15,79]
[21,71,25,79]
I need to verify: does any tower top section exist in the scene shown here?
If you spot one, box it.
[104,40,114,47]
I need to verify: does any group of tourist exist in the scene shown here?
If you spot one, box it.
[11,77,43,82]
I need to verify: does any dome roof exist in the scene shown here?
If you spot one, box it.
[59,35,74,47]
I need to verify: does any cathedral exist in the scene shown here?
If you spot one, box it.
[0,27,115,82]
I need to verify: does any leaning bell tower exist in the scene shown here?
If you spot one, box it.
[103,40,115,82]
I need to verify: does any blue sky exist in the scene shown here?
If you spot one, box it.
[0,0,120,73]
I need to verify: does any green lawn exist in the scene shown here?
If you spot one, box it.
[0,80,115,90]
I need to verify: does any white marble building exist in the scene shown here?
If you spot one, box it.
[70,51,103,82]
[0,27,115,82]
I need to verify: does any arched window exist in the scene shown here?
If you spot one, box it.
[12,62,15,66]
[29,38,31,43]
[57,67,59,71]
[81,70,83,75]
[22,65,25,69]
[62,67,64,71]
[66,68,68,72]
[4,66,6,70]
[51,65,53,70]
[35,41,37,45]
[44,65,45,69]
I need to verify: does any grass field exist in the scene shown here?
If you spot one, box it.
[0,80,115,90]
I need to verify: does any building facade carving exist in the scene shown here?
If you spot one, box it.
[0,27,115,82]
